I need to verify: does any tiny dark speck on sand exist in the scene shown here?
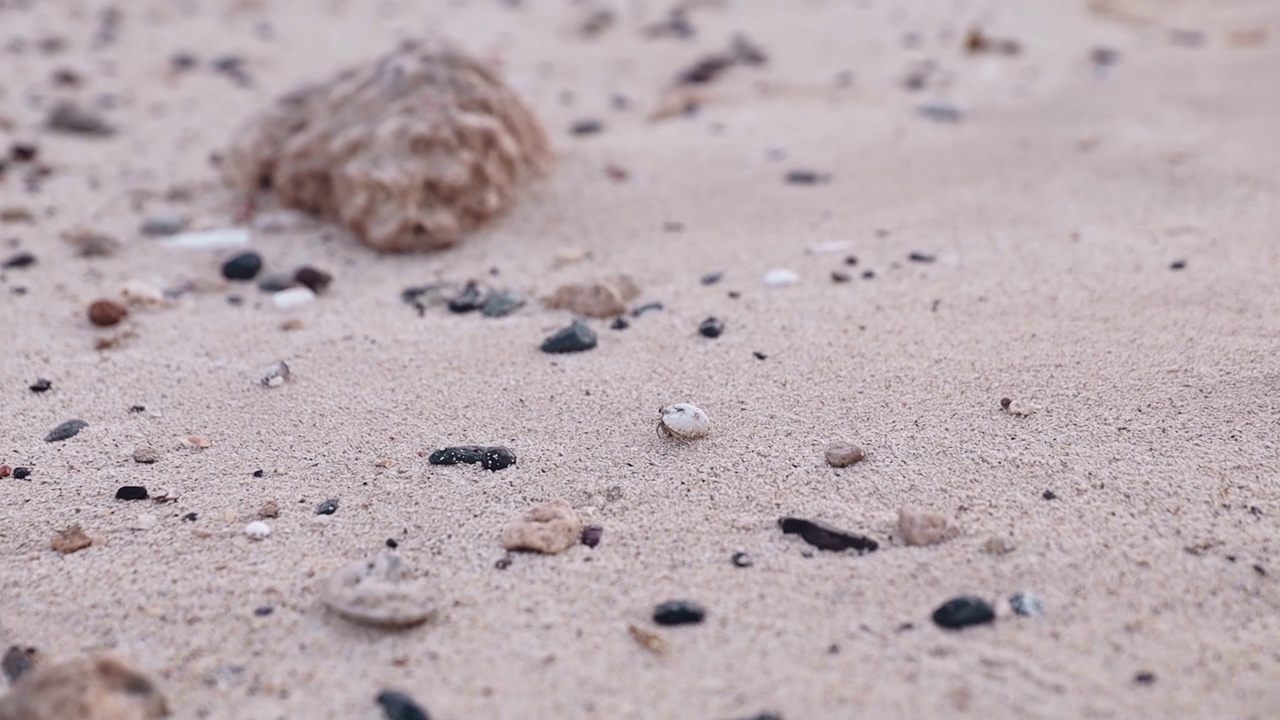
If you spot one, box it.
[1170,260,1187,270]
[1134,671,1157,686]
[376,690,430,720]
[1042,489,1058,501]
[908,251,936,263]
[45,419,88,442]
[653,600,705,626]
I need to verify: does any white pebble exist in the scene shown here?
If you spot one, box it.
[244,521,272,540]
[251,209,311,233]
[806,240,852,255]
[162,227,251,250]
[763,268,798,286]
[657,403,711,439]
[261,361,290,387]
[271,287,316,310]
[120,280,166,306]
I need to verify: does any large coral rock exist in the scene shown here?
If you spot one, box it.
[224,39,552,252]
[0,655,168,720]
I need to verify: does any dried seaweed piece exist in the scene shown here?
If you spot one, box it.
[224,39,552,252]
[778,517,878,553]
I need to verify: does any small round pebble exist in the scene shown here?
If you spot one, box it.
[221,251,263,280]
[731,551,754,568]
[697,316,724,338]
[244,520,272,540]
[932,596,996,629]
[87,299,128,327]
[261,361,290,387]
[763,268,799,286]
[132,447,158,464]
[823,440,865,467]
[657,403,711,439]
[271,286,316,309]
[653,600,705,626]
[316,498,339,515]
[115,486,149,501]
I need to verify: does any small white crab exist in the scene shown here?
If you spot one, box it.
[657,403,711,439]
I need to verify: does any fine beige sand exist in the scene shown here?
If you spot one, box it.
[2,1,1278,718]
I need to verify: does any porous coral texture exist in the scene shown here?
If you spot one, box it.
[224,39,552,252]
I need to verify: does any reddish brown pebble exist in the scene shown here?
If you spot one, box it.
[87,299,128,327]
[0,465,9,478]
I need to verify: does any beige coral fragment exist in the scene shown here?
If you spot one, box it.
[501,499,583,554]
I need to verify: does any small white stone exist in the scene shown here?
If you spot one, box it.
[162,227,251,250]
[129,513,158,531]
[261,361,290,387]
[244,521,272,540]
[252,208,312,233]
[271,287,316,310]
[1001,397,1041,417]
[763,268,798,286]
[657,403,711,439]
[806,240,852,255]
[120,280,167,306]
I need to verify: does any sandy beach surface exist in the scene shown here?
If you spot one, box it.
[1,1,1278,718]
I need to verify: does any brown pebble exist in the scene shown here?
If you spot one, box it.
[0,654,167,720]
[51,525,93,554]
[898,507,959,546]
[293,266,332,294]
[87,299,128,327]
[824,440,865,467]
[501,499,583,554]
[545,275,641,318]
[983,536,1017,555]
[181,435,212,449]
[131,447,158,464]
[0,464,9,478]
[257,500,280,518]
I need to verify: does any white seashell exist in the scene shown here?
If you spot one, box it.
[261,361,290,387]
[657,403,711,439]
[271,287,316,310]
[244,521,272,540]
[763,268,798,286]
[161,227,250,250]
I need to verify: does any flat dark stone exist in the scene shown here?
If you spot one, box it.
[47,101,115,136]
[1,646,37,684]
[222,251,263,281]
[609,316,630,330]
[12,467,30,480]
[917,103,963,123]
[429,445,516,471]
[570,119,604,135]
[2,252,35,269]
[315,498,339,515]
[631,301,664,317]
[698,316,725,338]
[257,274,294,292]
[785,169,830,185]
[778,517,878,553]
[28,378,52,393]
[908,251,936,263]
[541,319,597,353]
[376,690,430,720]
[44,419,87,442]
[447,281,484,313]
[653,600,705,626]
[931,595,996,629]
[700,271,724,285]
[115,485,149,501]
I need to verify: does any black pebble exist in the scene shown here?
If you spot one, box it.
[222,251,263,281]
[698,316,724,338]
[785,169,830,185]
[1,646,37,684]
[495,555,512,570]
[1134,671,1157,686]
[700,271,723,285]
[44,419,87,442]
[12,467,30,480]
[752,351,767,360]
[731,551,754,568]
[129,405,146,413]
[385,538,398,549]
[1042,489,1058,501]
[844,255,859,266]
[570,119,604,136]
[653,600,705,626]
[862,270,875,279]
[931,596,996,629]
[908,251,936,263]
[182,512,198,522]
[315,498,339,515]
[778,517,878,553]
[580,525,603,548]
[447,281,485,313]
[253,605,274,617]
[28,379,51,393]
[481,446,517,471]
[294,266,332,293]
[9,142,38,162]
[831,270,852,283]
[481,290,525,318]
[429,445,516,471]
[1169,260,1187,271]
[115,485,149,501]
[376,690,430,720]
[252,469,264,478]
[541,319,597,353]
[1,252,35,269]
[631,301,664,317]
[610,316,629,330]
